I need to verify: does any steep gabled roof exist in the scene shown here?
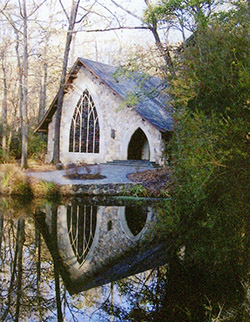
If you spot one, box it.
[35,58,174,133]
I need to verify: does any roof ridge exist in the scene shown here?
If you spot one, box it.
[35,57,174,133]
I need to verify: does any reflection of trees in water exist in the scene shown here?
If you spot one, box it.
[67,205,97,266]
[0,215,59,321]
[0,217,25,321]
[101,206,250,322]
[0,200,249,322]
[0,212,91,321]
[102,261,249,321]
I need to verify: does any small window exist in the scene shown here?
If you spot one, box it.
[111,129,116,139]
[107,220,112,231]
[69,89,100,153]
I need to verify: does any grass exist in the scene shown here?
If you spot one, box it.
[24,159,58,172]
[0,163,59,199]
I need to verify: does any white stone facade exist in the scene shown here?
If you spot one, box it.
[46,66,165,165]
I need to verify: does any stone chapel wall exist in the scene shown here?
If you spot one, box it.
[47,66,165,165]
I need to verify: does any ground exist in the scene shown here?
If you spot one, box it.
[0,161,172,197]
[127,167,172,196]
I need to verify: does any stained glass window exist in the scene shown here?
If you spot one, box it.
[69,90,100,153]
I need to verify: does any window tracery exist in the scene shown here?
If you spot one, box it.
[67,204,97,266]
[69,89,100,153]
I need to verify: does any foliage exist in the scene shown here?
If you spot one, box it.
[171,19,250,116]
[0,147,7,163]
[0,164,31,196]
[144,0,226,34]
[144,2,250,318]
[8,129,47,161]
[0,164,59,199]
[167,0,250,217]
[27,131,47,161]
[31,180,59,200]
[128,167,172,197]
[128,184,148,198]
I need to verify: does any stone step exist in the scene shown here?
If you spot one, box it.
[105,160,158,168]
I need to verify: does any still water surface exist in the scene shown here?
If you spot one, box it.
[0,197,249,321]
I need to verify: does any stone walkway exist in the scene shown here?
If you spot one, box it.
[27,163,154,186]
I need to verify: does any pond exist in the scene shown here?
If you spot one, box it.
[0,196,249,321]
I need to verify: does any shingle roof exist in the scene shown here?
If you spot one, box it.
[35,58,174,133]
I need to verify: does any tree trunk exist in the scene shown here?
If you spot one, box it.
[38,46,48,122]
[38,78,43,122]
[15,217,25,322]
[41,61,48,118]
[21,0,28,169]
[54,267,63,321]
[1,219,21,321]
[14,28,25,162]
[1,51,8,159]
[150,24,175,77]
[52,0,80,164]
[51,200,63,321]
[35,228,42,321]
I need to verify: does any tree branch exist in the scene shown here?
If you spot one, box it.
[76,0,98,24]
[28,0,48,18]
[18,0,24,18]
[58,0,69,22]
[97,2,121,28]
[0,0,11,14]
[109,0,142,21]
[84,25,150,33]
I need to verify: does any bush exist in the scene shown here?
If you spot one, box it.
[0,164,31,195]
[28,131,47,161]
[167,1,250,219]
[7,129,47,161]
[0,164,59,199]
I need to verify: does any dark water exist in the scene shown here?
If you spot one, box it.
[0,196,249,322]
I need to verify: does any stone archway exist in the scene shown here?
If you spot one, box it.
[127,128,150,160]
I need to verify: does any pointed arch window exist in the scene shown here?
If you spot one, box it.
[67,204,97,266]
[69,89,100,153]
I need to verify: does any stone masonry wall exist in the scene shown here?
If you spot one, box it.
[47,66,165,165]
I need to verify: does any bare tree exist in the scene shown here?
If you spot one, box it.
[1,218,24,321]
[1,49,8,158]
[84,0,175,75]
[2,0,31,168]
[37,0,60,122]
[1,0,48,168]
[20,0,29,169]
[52,0,82,164]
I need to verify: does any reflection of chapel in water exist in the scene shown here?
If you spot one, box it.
[36,201,166,294]
[66,204,150,268]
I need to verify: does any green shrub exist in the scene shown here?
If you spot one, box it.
[28,131,47,161]
[7,129,47,161]
[129,184,148,197]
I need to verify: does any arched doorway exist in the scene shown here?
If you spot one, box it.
[127,128,150,160]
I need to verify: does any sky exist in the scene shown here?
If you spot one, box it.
[34,0,184,65]
[68,0,184,65]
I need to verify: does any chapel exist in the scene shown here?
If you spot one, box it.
[35,58,173,165]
